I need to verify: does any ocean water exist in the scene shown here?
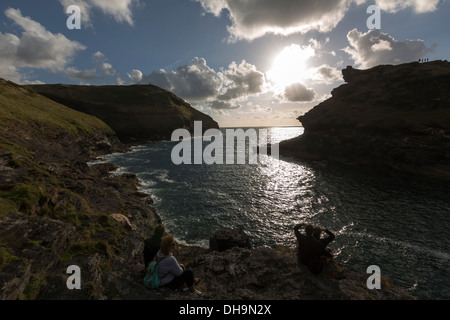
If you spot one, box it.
[99,127,450,300]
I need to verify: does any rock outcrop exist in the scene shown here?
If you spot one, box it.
[209,228,252,252]
[280,61,450,180]
[26,83,219,144]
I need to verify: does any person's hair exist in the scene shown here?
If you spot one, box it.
[312,226,322,238]
[148,224,166,247]
[305,225,314,236]
[154,224,165,238]
[160,234,175,255]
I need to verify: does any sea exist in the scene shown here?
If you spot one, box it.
[93,127,450,300]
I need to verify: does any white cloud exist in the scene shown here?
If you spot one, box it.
[217,60,265,101]
[63,51,116,81]
[58,0,138,26]
[0,8,86,83]
[93,52,116,77]
[375,0,440,13]
[128,69,143,84]
[344,29,435,69]
[116,76,126,86]
[196,0,362,41]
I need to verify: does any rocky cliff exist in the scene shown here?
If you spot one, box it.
[26,83,219,144]
[0,79,413,300]
[280,61,450,180]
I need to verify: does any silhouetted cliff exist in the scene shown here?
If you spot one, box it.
[280,61,450,180]
[27,83,219,144]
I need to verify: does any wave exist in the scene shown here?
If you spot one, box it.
[348,231,450,261]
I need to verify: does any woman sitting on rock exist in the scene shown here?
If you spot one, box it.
[156,234,201,294]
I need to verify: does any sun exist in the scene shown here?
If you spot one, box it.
[268,44,315,89]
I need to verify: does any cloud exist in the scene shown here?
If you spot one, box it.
[196,0,442,41]
[196,0,362,41]
[128,69,143,84]
[217,60,265,101]
[64,67,98,80]
[0,8,86,83]
[209,101,241,110]
[309,65,343,84]
[93,51,116,77]
[344,29,435,69]
[284,83,317,102]
[63,51,116,81]
[58,0,138,26]
[139,57,222,101]
[135,57,268,112]
[375,0,440,13]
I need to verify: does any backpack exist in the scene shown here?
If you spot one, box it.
[143,256,166,289]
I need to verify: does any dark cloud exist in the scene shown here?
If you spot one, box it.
[310,64,343,84]
[284,83,317,102]
[209,101,241,110]
[196,0,360,41]
[138,58,266,106]
[141,57,221,101]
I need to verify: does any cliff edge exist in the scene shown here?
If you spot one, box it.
[26,83,219,144]
[280,61,450,180]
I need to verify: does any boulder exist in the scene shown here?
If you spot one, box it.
[209,228,252,252]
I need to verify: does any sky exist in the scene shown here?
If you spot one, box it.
[0,0,449,128]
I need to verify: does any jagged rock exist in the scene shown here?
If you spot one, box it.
[280,61,450,180]
[110,214,135,231]
[209,228,252,252]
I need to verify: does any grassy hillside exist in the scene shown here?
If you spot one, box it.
[0,78,118,218]
[0,79,156,300]
[0,79,113,137]
[27,83,219,143]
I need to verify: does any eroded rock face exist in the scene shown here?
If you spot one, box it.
[280,61,450,180]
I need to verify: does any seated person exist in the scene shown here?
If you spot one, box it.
[156,234,200,293]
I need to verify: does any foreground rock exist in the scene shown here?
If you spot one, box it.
[280,61,450,180]
[92,229,414,300]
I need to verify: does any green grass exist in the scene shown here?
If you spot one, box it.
[0,182,47,213]
[61,240,114,262]
[0,79,113,137]
[0,246,20,270]
[0,197,18,217]
[18,274,46,300]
